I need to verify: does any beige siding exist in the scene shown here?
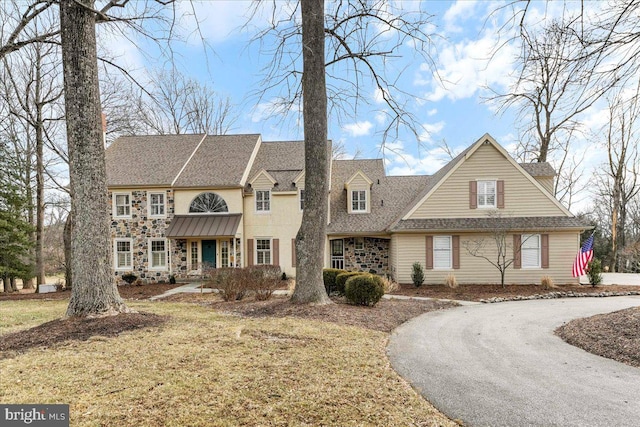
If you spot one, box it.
[174,188,244,215]
[408,144,566,219]
[251,172,275,190]
[346,173,371,214]
[244,192,303,277]
[534,176,554,194]
[393,231,580,285]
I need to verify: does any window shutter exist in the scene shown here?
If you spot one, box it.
[513,234,521,269]
[425,236,434,270]
[247,239,254,266]
[497,180,505,208]
[291,238,296,267]
[541,234,549,269]
[452,235,460,269]
[469,181,477,209]
[273,238,280,266]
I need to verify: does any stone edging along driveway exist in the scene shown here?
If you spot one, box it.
[480,289,640,303]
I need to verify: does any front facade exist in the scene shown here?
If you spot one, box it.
[106,133,590,285]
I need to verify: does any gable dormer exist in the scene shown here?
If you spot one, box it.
[249,169,277,213]
[345,170,373,214]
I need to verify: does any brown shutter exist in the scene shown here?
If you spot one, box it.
[247,239,254,266]
[452,235,460,269]
[513,234,521,269]
[541,234,549,269]
[425,236,434,270]
[469,181,477,209]
[291,238,296,267]
[497,180,505,208]
[272,238,279,266]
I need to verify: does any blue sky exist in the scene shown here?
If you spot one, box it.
[102,0,607,197]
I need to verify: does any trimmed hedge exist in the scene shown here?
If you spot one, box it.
[335,271,364,295]
[323,268,345,294]
[344,274,384,307]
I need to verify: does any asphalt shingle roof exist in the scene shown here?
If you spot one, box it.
[246,141,306,192]
[391,216,591,232]
[106,134,205,187]
[519,162,556,177]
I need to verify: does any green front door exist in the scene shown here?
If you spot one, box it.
[202,240,216,269]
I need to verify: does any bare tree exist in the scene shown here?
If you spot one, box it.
[253,0,438,303]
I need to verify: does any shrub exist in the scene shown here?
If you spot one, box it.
[344,274,385,307]
[169,274,176,284]
[281,272,287,281]
[208,267,248,301]
[323,268,345,294]
[380,275,399,294]
[586,259,603,287]
[444,273,458,289]
[121,272,137,285]
[540,275,556,290]
[411,262,425,287]
[335,271,363,294]
[248,265,282,301]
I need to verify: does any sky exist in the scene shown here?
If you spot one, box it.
[101,0,612,212]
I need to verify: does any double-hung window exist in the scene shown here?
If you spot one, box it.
[521,234,541,268]
[149,192,165,217]
[256,239,271,265]
[433,236,452,269]
[114,193,131,218]
[149,239,167,269]
[352,190,366,212]
[256,190,271,212]
[115,239,132,269]
[299,189,305,211]
[477,181,496,208]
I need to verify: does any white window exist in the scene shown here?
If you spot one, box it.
[190,241,199,271]
[352,190,366,212]
[521,234,541,268]
[256,239,271,265]
[221,240,229,267]
[299,188,305,211]
[113,193,131,218]
[149,239,167,269]
[477,181,496,208]
[256,190,271,212]
[434,236,452,269]
[114,239,132,270]
[149,192,165,217]
[355,237,364,251]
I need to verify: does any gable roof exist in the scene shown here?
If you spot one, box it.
[246,140,305,192]
[106,134,206,187]
[399,133,573,220]
[327,159,430,234]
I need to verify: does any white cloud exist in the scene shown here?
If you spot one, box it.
[343,121,374,137]
[380,140,450,176]
[443,1,478,33]
[419,121,446,144]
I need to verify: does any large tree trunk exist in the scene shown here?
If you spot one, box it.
[60,0,126,316]
[290,0,331,305]
[63,212,72,290]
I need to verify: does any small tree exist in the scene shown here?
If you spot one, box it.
[411,262,425,287]
[586,259,603,287]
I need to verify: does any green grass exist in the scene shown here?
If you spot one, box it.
[0,300,455,427]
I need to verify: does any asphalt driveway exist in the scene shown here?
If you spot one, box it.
[388,296,640,427]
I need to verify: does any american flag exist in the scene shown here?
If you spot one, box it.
[572,233,595,277]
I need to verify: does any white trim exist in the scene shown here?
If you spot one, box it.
[240,135,263,186]
[521,234,541,269]
[255,189,271,213]
[148,238,168,271]
[171,133,207,187]
[345,170,373,187]
[112,192,132,219]
[477,180,497,209]
[249,168,277,186]
[113,238,133,270]
[148,191,167,218]
[433,235,452,270]
[350,189,368,213]
[402,134,574,220]
[299,188,305,211]
[255,237,272,265]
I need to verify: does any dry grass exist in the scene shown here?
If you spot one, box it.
[0,300,456,427]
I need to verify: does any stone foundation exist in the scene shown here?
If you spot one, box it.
[343,237,390,275]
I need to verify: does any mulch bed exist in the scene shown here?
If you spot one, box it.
[556,306,640,368]
[0,283,183,301]
[0,312,168,358]
[390,283,640,302]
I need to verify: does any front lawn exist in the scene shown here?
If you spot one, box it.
[0,300,455,426]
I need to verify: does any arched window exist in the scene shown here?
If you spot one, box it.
[189,192,229,213]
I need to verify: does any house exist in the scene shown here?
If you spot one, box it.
[105,133,590,285]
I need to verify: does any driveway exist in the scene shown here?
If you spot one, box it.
[388,297,640,427]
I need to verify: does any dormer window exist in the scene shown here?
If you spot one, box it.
[256,190,271,212]
[352,190,366,212]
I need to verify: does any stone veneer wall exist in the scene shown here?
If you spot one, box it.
[343,237,390,275]
[109,189,180,283]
